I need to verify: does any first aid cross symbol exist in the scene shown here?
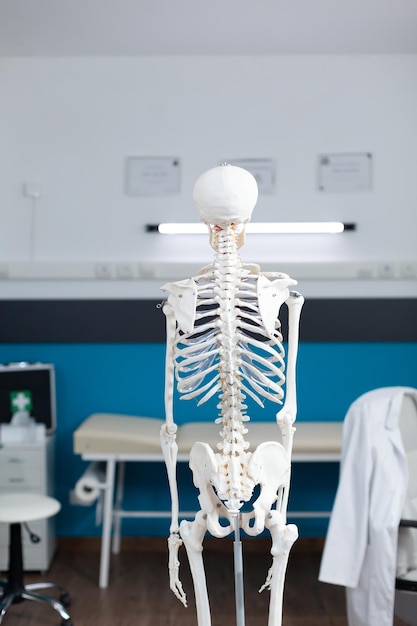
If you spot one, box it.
[10,390,32,413]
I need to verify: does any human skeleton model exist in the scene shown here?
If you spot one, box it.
[160,164,304,626]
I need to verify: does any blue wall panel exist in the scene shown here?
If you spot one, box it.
[1,342,416,538]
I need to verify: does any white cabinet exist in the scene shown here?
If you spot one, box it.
[0,436,56,571]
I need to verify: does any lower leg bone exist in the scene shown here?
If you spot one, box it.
[260,511,298,626]
[180,511,212,626]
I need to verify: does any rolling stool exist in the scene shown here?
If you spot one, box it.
[0,493,72,625]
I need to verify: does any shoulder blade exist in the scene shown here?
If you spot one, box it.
[161,278,197,333]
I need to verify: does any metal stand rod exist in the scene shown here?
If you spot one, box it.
[233,514,245,626]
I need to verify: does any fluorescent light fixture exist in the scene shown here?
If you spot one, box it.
[146,222,356,235]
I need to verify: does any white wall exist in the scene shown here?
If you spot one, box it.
[1,55,416,298]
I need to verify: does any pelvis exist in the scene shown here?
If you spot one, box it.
[188,439,290,538]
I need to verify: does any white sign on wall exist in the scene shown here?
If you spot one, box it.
[318,153,372,192]
[125,157,181,195]
[222,158,276,195]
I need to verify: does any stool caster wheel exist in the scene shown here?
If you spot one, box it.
[62,620,73,625]
[59,591,70,607]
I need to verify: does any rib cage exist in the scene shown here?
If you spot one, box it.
[174,280,286,408]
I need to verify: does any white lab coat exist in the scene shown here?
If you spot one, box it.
[319,387,417,626]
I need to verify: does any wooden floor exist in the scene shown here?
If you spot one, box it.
[0,537,409,625]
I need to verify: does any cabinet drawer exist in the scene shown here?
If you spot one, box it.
[0,450,45,488]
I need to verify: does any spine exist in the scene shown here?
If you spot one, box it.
[212,227,253,510]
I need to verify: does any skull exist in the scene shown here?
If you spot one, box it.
[193,164,258,227]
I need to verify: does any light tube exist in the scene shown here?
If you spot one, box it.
[147,222,355,235]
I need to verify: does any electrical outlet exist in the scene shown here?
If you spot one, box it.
[116,263,135,279]
[95,263,113,279]
[356,264,376,279]
[377,262,396,279]
[399,261,417,279]
[138,263,156,279]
